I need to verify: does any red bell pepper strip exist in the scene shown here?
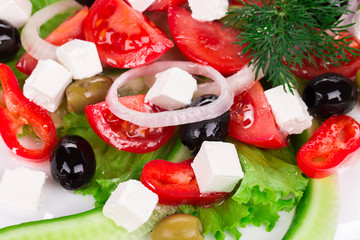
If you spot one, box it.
[140,159,228,206]
[0,64,57,161]
[297,115,360,179]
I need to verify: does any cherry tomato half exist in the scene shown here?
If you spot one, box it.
[84,94,175,154]
[291,32,360,80]
[168,6,250,76]
[83,0,173,69]
[229,81,287,148]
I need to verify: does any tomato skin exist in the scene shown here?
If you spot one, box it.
[147,0,187,11]
[297,115,360,179]
[140,159,228,206]
[228,81,287,148]
[83,0,173,69]
[168,6,250,76]
[0,64,57,160]
[16,7,88,76]
[291,32,360,80]
[85,94,175,154]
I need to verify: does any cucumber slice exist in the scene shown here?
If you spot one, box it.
[0,205,176,240]
[282,175,339,240]
[166,136,192,163]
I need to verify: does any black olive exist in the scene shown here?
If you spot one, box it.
[50,135,96,190]
[180,94,230,156]
[302,72,358,118]
[0,20,21,62]
[75,0,95,7]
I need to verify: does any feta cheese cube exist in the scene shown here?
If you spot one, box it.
[0,167,46,211]
[264,86,313,135]
[23,59,72,112]
[188,0,229,22]
[0,0,32,28]
[145,67,197,110]
[103,179,158,232]
[191,141,243,193]
[127,0,156,12]
[56,39,103,80]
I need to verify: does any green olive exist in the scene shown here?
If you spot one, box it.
[49,99,68,128]
[66,75,113,113]
[356,69,360,90]
[151,213,204,240]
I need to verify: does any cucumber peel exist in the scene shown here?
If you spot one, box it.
[0,205,176,240]
[282,175,339,240]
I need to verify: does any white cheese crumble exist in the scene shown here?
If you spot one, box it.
[23,59,72,112]
[188,0,229,22]
[56,39,103,80]
[191,141,244,193]
[145,67,197,110]
[102,179,158,232]
[0,0,32,28]
[0,167,46,211]
[126,0,156,12]
[265,85,313,135]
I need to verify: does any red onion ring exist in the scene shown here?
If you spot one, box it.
[339,0,359,27]
[21,0,82,61]
[194,64,262,98]
[106,61,234,128]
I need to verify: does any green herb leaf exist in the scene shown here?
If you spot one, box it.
[226,0,360,90]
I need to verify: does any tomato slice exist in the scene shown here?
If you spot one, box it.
[140,159,228,206]
[84,94,175,154]
[147,0,187,11]
[83,0,173,69]
[291,32,360,80]
[16,7,88,76]
[168,6,250,76]
[297,115,360,178]
[229,81,287,148]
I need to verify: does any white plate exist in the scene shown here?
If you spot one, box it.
[0,136,359,240]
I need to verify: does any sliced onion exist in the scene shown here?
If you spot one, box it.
[21,0,82,60]
[106,61,234,128]
[339,0,360,27]
[194,64,263,98]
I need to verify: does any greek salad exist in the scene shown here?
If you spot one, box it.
[0,0,360,239]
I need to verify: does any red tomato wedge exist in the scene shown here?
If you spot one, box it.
[229,81,287,148]
[297,115,360,178]
[140,159,228,206]
[85,94,175,154]
[147,0,187,11]
[83,0,173,69]
[16,6,88,76]
[168,6,250,76]
[291,32,360,80]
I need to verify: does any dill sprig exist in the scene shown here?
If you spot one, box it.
[225,0,360,90]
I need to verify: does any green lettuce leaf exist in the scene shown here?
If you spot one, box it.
[59,115,308,239]
[58,113,177,207]
[178,139,308,239]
